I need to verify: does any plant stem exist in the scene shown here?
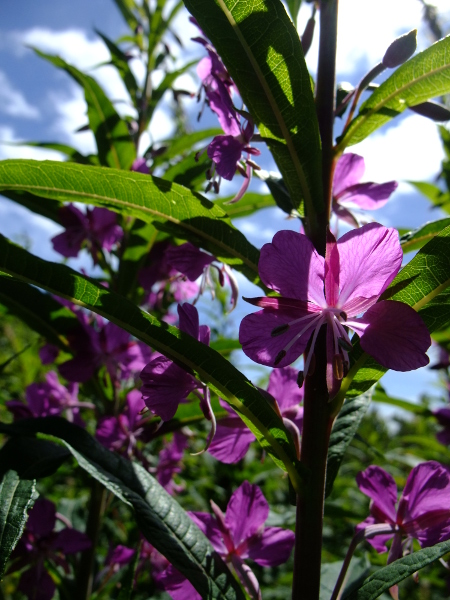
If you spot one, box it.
[74,480,107,600]
[291,3,339,599]
[292,328,333,600]
[314,0,339,245]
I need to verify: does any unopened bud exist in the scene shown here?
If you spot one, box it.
[274,350,286,366]
[382,29,417,69]
[301,16,316,57]
[297,371,304,389]
[409,101,450,122]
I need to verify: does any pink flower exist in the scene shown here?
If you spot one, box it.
[356,462,450,562]
[332,154,398,227]
[208,366,303,463]
[190,481,295,598]
[51,204,123,263]
[239,223,430,395]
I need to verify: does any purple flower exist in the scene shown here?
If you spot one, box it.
[208,366,303,463]
[9,498,91,600]
[166,242,239,310]
[131,157,150,174]
[332,154,398,227]
[51,204,123,263]
[59,313,152,383]
[155,431,188,495]
[193,32,260,201]
[190,481,295,598]
[239,223,430,395]
[6,371,90,426]
[433,407,450,445]
[96,389,150,457]
[140,303,210,422]
[356,462,450,562]
[38,343,60,365]
[138,241,199,310]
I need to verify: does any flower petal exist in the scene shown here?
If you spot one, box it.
[239,308,316,368]
[207,135,243,180]
[338,181,398,210]
[208,417,255,463]
[399,461,450,546]
[355,516,395,554]
[258,230,325,305]
[225,481,269,545]
[247,526,295,567]
[336,224,403,309]
[267,367,303,411]
[178,303,200,338]
[189,512,227,555]
[166,243,215,281]
[359,301,430,371]
[356,465,398,523]
[333,153,365,196]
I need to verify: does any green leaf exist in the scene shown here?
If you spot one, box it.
[111,0,139,31]
[0,418,246,600]
[325,391,372,498]
[213,193,276,219]
[0,275,78,350]
[0,141,98,165]
[0,159,262,286]
[285,0,302,23]
[115,220,157,298]
[95,30,140,104]
[400,218,450,252]
[150,129,223,167]
[0,235,302,490]
[147,61,197,123]
[1,190,61,223]
[0,470,38,579]
[348,539,450,600]
[183,0,323,222]
[0,437,70,479]
[117,546,140,600]
[408,181,450,213]
[335,224,450,403]
[337,35,450,149]
[320,556,371,600]
[372,386,431,416]
[33,49,136,170]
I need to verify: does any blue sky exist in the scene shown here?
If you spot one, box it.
[1,0,450,408]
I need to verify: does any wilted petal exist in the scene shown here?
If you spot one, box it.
[259,230,325,305]
[247,526,295,566]
[225,481,269,545]
[337,224,402,307]
[356,465,398,523]
[333,153,365,196]
[359,301,430,371]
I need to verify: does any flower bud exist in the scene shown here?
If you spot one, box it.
[409,101,450,122]
[382,29,417,68]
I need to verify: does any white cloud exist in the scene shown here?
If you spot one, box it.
[0,125,64,161]
[353,113,444,185]
[0,70,40,119]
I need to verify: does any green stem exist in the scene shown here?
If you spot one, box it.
[74,480,107,600]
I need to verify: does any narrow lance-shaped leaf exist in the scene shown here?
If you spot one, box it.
[337,35,450,150]
[33,49,136,170]
[95,30,139,104]
[348,539,450,600]
[0,419,246,600]
[400,218,450,253]
[0,159,262,286]
[0,275,78,351]
[0,470,38,579]
[183,0,323,223]
[0,235,303,490]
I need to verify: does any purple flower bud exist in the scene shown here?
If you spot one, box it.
[382,29,417,69]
